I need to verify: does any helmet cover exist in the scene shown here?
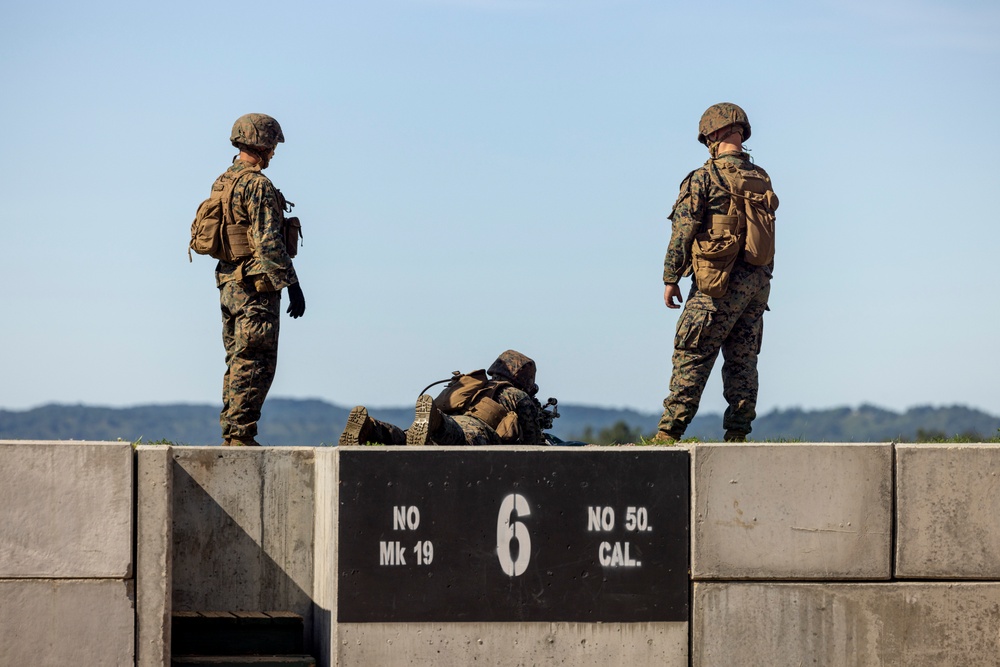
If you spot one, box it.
[230,113,285,149]
[697,103,751,145]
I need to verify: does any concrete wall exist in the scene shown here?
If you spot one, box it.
[691,443,893,580]
[137,445,173,667]
[693,582,1000,667]
[689,442,1000,666]
[0,441,135,666]
[337,621,688,666]
[170,447,316,633]
[896,443,1000,578]
[9,441,1000,665]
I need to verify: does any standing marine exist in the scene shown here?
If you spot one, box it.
[656,103,778,443]
[339,350,556,446]
[213,113,306,446]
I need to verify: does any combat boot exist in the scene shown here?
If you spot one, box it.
[407,394,442,446]
[650,429,683,445]
[724,430,747,443]
[339,406,375,446]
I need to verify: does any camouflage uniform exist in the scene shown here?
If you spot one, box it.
[658,150,772,440]
[339,351,547,446]
[216,157,298,443]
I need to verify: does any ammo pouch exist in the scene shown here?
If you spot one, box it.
[691,216,740,298]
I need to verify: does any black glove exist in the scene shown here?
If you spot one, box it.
[286,282,306,318]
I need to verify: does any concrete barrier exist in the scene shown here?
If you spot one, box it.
[693,582,1000,667]
[336,621,687,666]
[312,447,338,667]
[12,440,1000,665]
[691,443,893,579]
[0,440,133,578]
[170,447,317,647]
[896,443,1000,578]
[136,445,173,667]
[0,578,135,666]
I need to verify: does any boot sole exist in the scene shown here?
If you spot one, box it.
[339,406,369,446]
[406,395,433,446]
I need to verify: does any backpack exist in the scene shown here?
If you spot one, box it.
[188,166,260,263]
[424,370,520,441]
[689,158,778,297]
[710,159,779,266]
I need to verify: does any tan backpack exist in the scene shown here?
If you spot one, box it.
[426,370,520,441]
[690,159,778,297]
[188,167,259,263]
[711,159,779,266]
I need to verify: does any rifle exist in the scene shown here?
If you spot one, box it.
[534,396,560,431]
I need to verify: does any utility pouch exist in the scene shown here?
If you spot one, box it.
[742,190,778,266]
[468,395,509,430]
[691,230,740,297]
[284,216,303,258]
[495,411,521,442]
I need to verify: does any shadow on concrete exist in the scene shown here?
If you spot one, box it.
[170,457,320,656]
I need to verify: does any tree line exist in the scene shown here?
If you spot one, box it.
[1,400,997,446]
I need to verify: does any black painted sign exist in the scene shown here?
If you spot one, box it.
[338,449,689,623]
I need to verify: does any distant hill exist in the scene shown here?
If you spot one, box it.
[0,399,997,446]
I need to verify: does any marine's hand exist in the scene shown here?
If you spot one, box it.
[286,282,306,318]
[664,283,683,309]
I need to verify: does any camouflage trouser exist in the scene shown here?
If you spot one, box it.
[434,414,501,446]
[365,414,497,446]
[659,262,771,437]
[368,418,407,446]
[220,280,281,440]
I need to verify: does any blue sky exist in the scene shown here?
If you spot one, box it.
[2,0,998,420]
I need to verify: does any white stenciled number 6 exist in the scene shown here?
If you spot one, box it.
[496,493,531,577]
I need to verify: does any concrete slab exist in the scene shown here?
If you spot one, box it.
[337,622,688,666]
[0,578,135,666]
[137,445,174,667]
[0,440,133,578]
[693,582,1000,667]
[171,447,316,648]
[312,447,338,667]
[896,443,1000,578]
[691,443,892,579]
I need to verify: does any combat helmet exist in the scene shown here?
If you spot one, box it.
[230,113,285,150]
[697,103,751,145]
[487,350,537,395]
